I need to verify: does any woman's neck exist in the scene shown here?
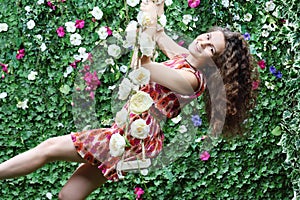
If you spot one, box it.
[185,54,214,70]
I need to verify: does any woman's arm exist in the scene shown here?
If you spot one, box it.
[141,57,198,95]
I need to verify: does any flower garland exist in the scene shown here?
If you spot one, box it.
[108,0,166,179]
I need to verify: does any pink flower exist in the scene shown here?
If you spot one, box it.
[188,0,200,8]
[106,26,112,36]
[47,1,56,10]
[70,60,81,68]
[200,151,210,161]
[258,60,266,69]
[89,91,95,100]
[56,26,65,37]
[16,49,25,60]
[0,63,8,73]
[75,19,85,29]
[178,40,185,46]
[252,81,260,90]
[134,187,144,200]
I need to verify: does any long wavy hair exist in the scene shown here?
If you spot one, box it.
[203,27,259,137]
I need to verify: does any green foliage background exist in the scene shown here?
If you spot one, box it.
[0,0,299,199]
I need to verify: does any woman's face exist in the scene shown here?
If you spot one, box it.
[188,31,226,59]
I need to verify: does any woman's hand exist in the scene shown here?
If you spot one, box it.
[155,0,164,17]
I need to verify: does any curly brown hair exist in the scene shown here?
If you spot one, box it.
[203,27,259,137]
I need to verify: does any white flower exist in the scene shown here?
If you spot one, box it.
[0,92,7,99]
[178,125,187,133]
[17,99,29,110]
[65,22,76,33]
[261,30,269,37]
[129,91,153,114]
[40,43,47,52]
[28,71,38,80]
[265,1,276,12]
[46,192,53,200]
[130,119,150,139]
[182,14,192,25]
[128,67,150,85]
[120,65,128,73]
[37,0,45,5]
[265,81,275,90]
[0,23,8,32]
[109,133,126,157]
[57,123,64,128]
[244,13,252,22]
[222,0,229,8]
[118,78,133,100]
[139,32,155,56]
[115,108,128,128]
[108,85,116,90]
[96,27,108,40]
[70,33,82,46]
[113,31,123,41]
[171,115,182,124]
[75,47,89,62]
[233,14,240,21]
[125,21,138,47]
[90,6,103,20]
[64,66,73,77]
[105,58,115,65]
[127,0,140,7]
[158,14,167,27]
[165,0,173,6]
[27,20,35,30]
[35,34,43,40]
[25,6,31,13]
[108,44,121,59]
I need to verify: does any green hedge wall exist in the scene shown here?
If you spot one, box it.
[0,0,299,199]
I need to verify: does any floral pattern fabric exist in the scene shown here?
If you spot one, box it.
[71,54,206,181]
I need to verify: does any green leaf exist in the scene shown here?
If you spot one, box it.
[271,126,282,136]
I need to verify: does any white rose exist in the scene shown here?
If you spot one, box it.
[109,133,126,157]
[70,33,82,46]
[158,14,167,27]
[28,71,38,80]
[139,32,155,56]
[127,0,140,7]
[0,23,8,32]
[115,108,128,128]
[40,43,47,52]
[128,67,150,86]
[266,1,276,12]
[105,58,115,66]
[78,47,89,62]
[0,92,7,99]
[171,115,182,124]
[182,14,192,25]
[27,20,35,30]
[108,44,121,59]
[35,34,43,40]
[130,119,150,139]
[96,27,108,40]
[37,0,45,5]
[129,91,153,114]
[46,192,53,200]
[165,0,173,6]
[17,99,29,110]
[221,0,229,8]
[25,6,31,12]
[90,6,103,20]
[118,78,133,100]
[120,65,128,73]
[65,22,76,33]
[244,13,252,22]
[64,66,73,77]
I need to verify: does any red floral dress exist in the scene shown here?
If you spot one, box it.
[71,54,206,181]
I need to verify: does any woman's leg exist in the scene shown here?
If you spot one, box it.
[58,163,107,200]
[0,134,86,179]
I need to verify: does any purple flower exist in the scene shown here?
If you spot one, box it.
[269,66,276,74]
[191,115,202,127]
[269,66,282,79]
[275,71,282,79]
[243,32,250,40]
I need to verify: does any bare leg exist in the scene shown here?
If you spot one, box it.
[0,134,86,179]
[58,163,107,200]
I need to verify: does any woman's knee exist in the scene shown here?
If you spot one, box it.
[36,137,62,161]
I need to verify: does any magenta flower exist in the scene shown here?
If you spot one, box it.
[178,40,185,46]
[75,19,85,29]
[188,0,200,8]
[252,81,260,90]
[106,26,112,36]
[83,71,101,91]
[258,60,266,69]
[16,49,25,60]
[200,151,210,161]
[134,187,144,200]
[47,1,56,10]
[0,63,8,73]
[70,60,81,68]
[56,26,65,37]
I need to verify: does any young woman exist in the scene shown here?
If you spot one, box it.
[0,1,257,199]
